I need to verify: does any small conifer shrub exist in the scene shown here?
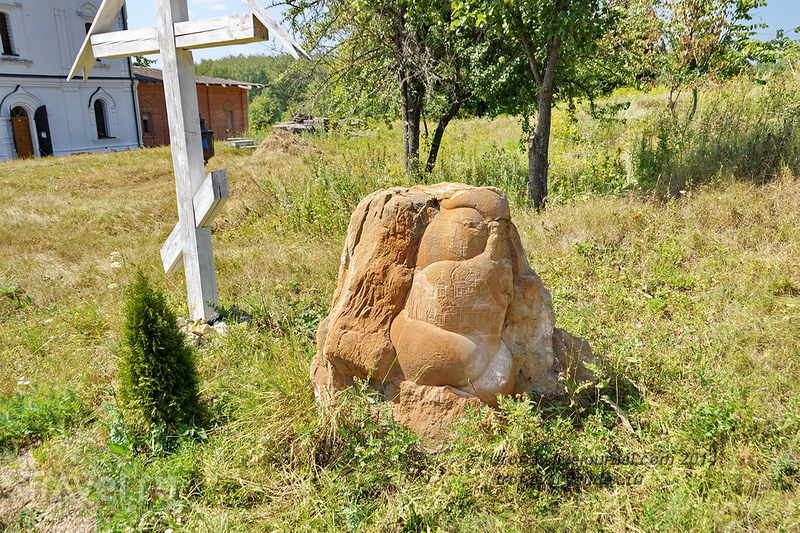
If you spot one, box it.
[118,272,204,440]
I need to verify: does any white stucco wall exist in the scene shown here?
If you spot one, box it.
[0,0,140,161]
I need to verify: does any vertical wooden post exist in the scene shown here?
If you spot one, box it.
[155,0,218,319]
[71,0,308,319]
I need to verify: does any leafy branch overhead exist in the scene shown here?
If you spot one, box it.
[278,0,494,173]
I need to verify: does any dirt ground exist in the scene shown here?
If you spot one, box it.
[0,451,94,532]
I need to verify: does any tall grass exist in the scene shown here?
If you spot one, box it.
[544,58,800,202]
[631,66,800,195]
[0,63,799,530]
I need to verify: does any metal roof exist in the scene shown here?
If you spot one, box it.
[133,67,265,89]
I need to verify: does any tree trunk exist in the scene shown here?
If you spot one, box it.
[424,96,467,174]
[528,98,553,210]
[528,36,561,210]
[400,74,424,174]
[687,87,699,123]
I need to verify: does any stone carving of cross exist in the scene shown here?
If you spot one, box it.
[68,0,307,320]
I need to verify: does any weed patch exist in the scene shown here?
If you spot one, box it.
[0,80,799,529]
[0,387,85,452]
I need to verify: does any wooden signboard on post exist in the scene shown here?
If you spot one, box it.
[68,0,308,319]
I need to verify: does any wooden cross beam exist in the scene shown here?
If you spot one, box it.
[69,0,308,82]
[90,14,269,59]
[161,169,229,274]
[68,0,307,320]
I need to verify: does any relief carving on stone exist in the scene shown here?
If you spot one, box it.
[312,183,593,441]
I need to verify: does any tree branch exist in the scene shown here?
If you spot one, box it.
[514,12,543,86]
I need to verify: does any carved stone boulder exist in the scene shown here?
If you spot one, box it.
[312,183,593,441]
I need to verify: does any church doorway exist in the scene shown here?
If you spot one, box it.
[10,106,35,158]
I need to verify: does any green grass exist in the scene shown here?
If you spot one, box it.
[1,69,800,530]
[0,387,85,453]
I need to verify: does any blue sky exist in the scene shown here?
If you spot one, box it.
[124,0,290,63]
[751,0,800,38]
[123,0,800,65]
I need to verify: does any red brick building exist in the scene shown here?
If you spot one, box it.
[133,67,262,147]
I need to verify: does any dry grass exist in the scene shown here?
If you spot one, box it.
[253,129,323,157]
[0,106,799,530]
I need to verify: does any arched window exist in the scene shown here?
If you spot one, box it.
[0,12,15,56]
[94,99,109,138]
[88,88,116,140]
[141,113,152,134]
[78,3,103,62]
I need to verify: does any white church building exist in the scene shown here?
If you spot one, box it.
[0,0,140,161]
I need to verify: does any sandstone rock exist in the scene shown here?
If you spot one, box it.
[553,327,595,383]
[312,183,593,440]
[388,380,485,443]
[190,318,217,338]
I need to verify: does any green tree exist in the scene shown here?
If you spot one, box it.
[284,0,490,173]
[195,54,310,117]
[133,55,155,67]
[118,272,203,441]
[195,54,294,93]
[249,88,284,130]
[651,0,780,122]
[453,0,632,209]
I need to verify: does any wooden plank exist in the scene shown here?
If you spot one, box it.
[91,26,159,58]
[240,0,310,59]
[196,169,229,227]
[175,14,268,50]
[161,224,183,274]
[90,14,267,58]
[156,0,218,319]
[67,0,125,80]
[160,170,228,274]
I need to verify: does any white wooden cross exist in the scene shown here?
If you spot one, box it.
[68,0,308,320]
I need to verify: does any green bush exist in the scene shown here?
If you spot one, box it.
[631,70,800,195]
[0,387,85,452]
[118,272,204,443]
[550,151,632,201]
[89,440,201,531]
[249,88,284,131]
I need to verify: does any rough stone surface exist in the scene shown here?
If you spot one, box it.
[553,327,596,384]
[312,183,593,439]
[388,380,485,443]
